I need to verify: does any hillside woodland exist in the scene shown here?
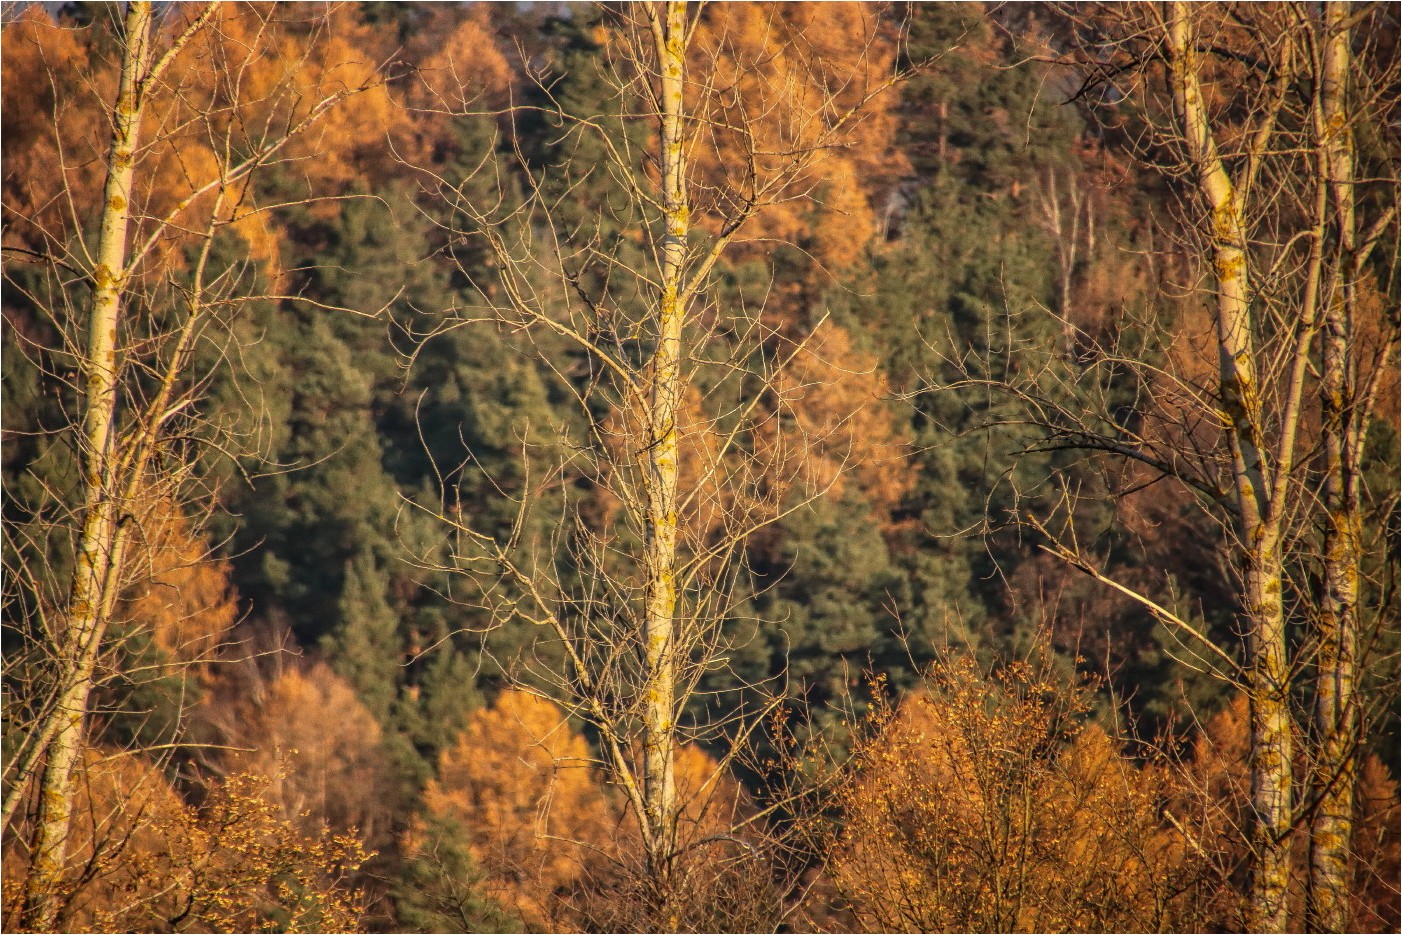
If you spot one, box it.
[2,2,1398,932]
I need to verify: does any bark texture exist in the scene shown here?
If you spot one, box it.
[20,3,152,929]
[642,0,689,900]
[1164,5,1292,930]
[1308,5,1359,930]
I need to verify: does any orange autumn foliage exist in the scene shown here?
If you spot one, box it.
[1351,755,1402,932]
[214,662,398,846]
[417,689,614,928]
[118,501,238,674]
[600,381,739,545]
[689,2,906,269]
[832,656,1214,932]
[670,741,753,845]
[1,4,395,280]
[1,749,187,931]
[402,8,514,114]
[1,7,112,258]
[198,4,405,197]
[833,667,1401,934]
[414,688,755,929]
[396,8,515,168]
[599,321,908,548]
[763,321,911,519]
[1171,696,1401,932]
[1,752,366,933]
[571,742,766,933]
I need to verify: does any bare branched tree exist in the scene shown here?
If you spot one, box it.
[1307,6,1399,930]
[400,1,912,924]
[947,4,1397,931]
[1,4,377,928]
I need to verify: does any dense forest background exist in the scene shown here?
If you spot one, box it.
[2,2,1398,932]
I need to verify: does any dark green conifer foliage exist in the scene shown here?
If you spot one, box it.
[814,4,1217,734]
[837,1,1083,665]
[228,310,398,646]
[391,815,521,934]
[748,493,909,711]
[1357,420,1401,763]
[325,548,400,724]
[216,136,574,779]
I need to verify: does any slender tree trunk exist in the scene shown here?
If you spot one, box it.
[20,3,151,929]
[1164,5,1292,930]
[642,0,687,913]
[1308,6,1359,930]
[1244,546,1294,934]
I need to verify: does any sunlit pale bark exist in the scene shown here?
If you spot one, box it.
[11,6,365,926]
[1164,5,1293,930]
[642,0,688,900]
[1309,5,1360,930]
[20,4,153,928]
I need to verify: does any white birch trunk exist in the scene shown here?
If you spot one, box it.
[642,0,688,909]
[1164,5,1293,930]
[20,3,152,929]
[1308,5,1360,930]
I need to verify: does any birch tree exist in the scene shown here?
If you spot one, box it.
[957,3,1397,930]
[1161,9,1296,926]
[404,2,907,923]
[1,5,373,928]
[1308,4,1398,929]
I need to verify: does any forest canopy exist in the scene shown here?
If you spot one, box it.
[2,2,1398,933]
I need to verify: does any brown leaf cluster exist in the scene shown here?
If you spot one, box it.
[2,752,367,933]
[830,656,1213,933]
[211,661,399,846]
